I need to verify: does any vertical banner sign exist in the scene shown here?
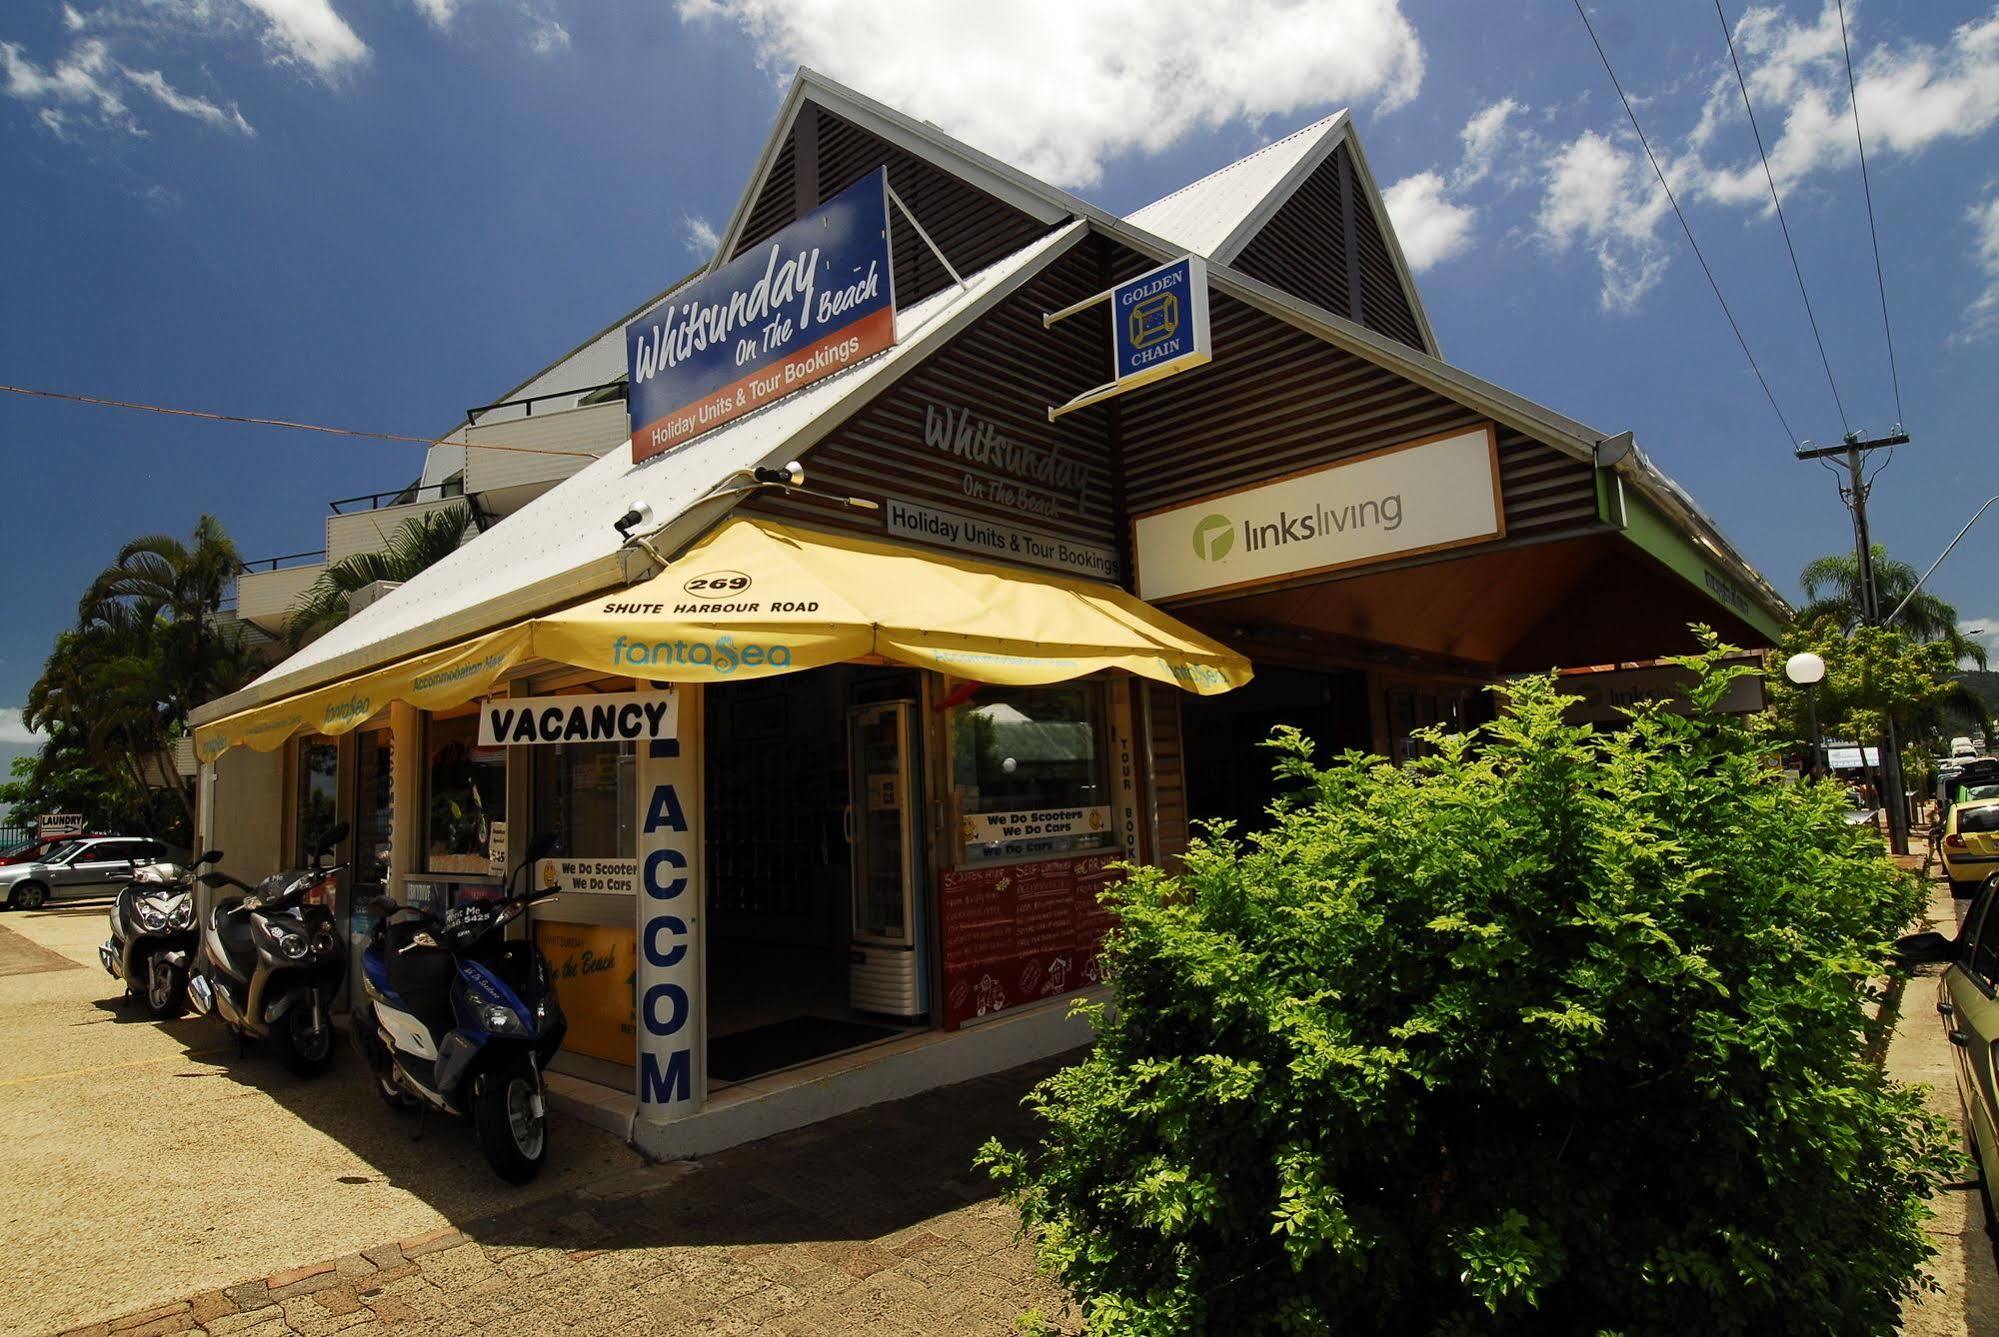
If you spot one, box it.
[635,688,703,1123]
[1108,680,1143,866]
[626,169,897,463]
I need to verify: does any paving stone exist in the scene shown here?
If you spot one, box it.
[395,1227,465,1257]
[264,1263,334,1292]
[199,1309,293,1336]
[329,1254,376,1282]
[108,1317,195,1337]
[220,1283,271,1314]
[108,1303,191,1332]
[358,1243,405,1271]
[188,1293,235,1327]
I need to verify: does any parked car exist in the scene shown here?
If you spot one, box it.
[1898,875,1999,1233]
[1943,799,1999,897]
[0,836,176,910]
[0,832,107,867]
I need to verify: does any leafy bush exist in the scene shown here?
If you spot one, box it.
[981,645,1956,1335]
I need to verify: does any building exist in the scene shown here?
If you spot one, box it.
[187,69,1789,1159]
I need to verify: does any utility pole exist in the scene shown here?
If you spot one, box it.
[1796,430,1912,854]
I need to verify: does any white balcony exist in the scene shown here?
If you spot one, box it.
[325,497,467,565]
[462,400,627,514]
[234,561,326,635]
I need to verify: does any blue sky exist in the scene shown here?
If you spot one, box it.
[1,0,1996,745]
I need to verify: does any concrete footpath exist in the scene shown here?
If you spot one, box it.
[61,1060,1078,1337]
[1894,867,1999,1335]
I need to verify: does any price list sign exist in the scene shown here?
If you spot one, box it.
[938,855,1127,1030]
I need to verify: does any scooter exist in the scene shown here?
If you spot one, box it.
[99,850,219,1018]
[352,831,567,1183]
[188,823,350,1078]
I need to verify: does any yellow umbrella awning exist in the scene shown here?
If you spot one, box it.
[195,518,1253,761]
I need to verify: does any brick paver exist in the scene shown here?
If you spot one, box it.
[72,1058,1082,1336]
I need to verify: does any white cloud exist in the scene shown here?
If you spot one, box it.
[676,0,1425,188]
[1382,170,1476,270]
[1540,2,1999,310]
[0,36,136,132]
[409,0,459,27]
[236,0,369,79]
[1454,96,1521,187]
[0,711,43,746]
[1960,187,1999,342]
[681,212,720,258]
[526,18,567,55]
[120,64,254,134]
[1535,128,1673,312]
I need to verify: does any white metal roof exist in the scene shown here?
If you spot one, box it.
[1124,113,1346,259]
[194,223,1088,725]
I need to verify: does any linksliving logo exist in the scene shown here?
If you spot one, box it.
[1190,513,1234,562]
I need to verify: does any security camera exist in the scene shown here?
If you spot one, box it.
[613,497,654,538]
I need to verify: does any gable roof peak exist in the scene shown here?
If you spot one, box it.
[1124,111,1349,261]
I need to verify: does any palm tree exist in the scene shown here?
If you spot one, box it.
[1798,546,1988,669]
[285,503,476,647]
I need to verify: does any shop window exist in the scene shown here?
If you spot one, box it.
[352,728,393,888]
[294,735,339,868]
[950,683,1114,865]
[424,713,506,875]
[532,742,635,859]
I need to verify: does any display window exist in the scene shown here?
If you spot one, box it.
[532,741,636,859]
[423,711,506,875]
[948,682,1114,865]
[352,728,393,888]
[294,734,339,868]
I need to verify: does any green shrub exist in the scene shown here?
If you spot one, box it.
[981,644,1956,1335]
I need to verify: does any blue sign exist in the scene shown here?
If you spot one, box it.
[1111,255,1211,388]
[626,169,897,462]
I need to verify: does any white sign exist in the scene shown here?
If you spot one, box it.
[883,497,1120,581]
[38,813,84,838]
[536,857,639,896]
[479,689,678,747]
[638,707,704,1122]
[487,820,508,878]
[1827,746,1881,770]
[1132,427,1503,601]
[962,805,1111,847]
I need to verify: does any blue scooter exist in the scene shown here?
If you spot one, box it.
[352,831,567,1182]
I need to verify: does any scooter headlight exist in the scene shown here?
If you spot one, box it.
[170,902,193,929]
[139,907,168,931]
[480,1005,527,1035]
[277,933,308,960]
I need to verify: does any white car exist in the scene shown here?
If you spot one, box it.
[0,836,175,910]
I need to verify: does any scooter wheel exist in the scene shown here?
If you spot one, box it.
[474,1058,548,1184]
[272,1004,336,1078]
[143,958,186,1020]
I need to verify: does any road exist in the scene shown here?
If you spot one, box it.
[0,898,642,1336]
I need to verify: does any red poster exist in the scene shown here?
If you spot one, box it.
[939,855,1127,1030]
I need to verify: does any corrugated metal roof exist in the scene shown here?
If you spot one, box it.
[1124,113,1346,259]
[199,223,1088,722]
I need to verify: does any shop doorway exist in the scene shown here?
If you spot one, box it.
[1181,665,1373,833]
[703,667,928,1085]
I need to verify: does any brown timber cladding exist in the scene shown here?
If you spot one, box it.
[1118,292,1598,540]
[1230,145,1426,354]
[1145,683,1190,868]
[744,243,1122,563]
[731,106,1048,311]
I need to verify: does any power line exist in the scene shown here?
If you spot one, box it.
[1713,0,1851,436]
[1835,0,1904,432]
[1568,0,1802,454]
[0,383,599,459]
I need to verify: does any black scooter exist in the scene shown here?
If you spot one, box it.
[100,851,218,1018]
[188,823,350,1078]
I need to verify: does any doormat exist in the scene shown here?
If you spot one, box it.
[0,922,85,977]
[708,1015,906,1083]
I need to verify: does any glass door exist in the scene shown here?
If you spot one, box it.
[848,702,917,947]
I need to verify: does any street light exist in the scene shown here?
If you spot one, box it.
[1786,651,1827,781]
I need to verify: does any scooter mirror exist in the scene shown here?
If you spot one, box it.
[198,871,232,889]
[524,831,561,865]
[313,822,352,857]
[197,850,224,865]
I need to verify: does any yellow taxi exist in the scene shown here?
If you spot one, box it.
[1943,797,1999,897]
